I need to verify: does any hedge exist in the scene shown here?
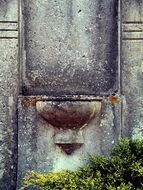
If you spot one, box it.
[20,139,143,190]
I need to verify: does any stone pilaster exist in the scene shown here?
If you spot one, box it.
[0,0,19,189]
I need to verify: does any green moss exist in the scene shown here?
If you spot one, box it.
[21,139,143,190]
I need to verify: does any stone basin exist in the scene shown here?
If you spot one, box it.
[36,101,102,130]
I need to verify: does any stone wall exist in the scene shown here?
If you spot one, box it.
[121,0,143,139]
[0,0,142,189]
[0,0,19,189]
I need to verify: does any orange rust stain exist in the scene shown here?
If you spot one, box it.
[21,98,36,107]
[108,95,120,105]
[21,97,44,107]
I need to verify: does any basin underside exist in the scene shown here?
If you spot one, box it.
[36,101,101,129]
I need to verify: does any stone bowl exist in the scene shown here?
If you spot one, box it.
[36,101,101,130]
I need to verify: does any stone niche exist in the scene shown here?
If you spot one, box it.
[22,0,118,96]
[17,0,120,188]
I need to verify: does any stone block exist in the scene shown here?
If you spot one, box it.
[0,1,18,187]
[22,0,118,96]
[17,96,121,188]
[122,0,143,139]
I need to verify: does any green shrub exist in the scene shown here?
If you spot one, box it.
[20,139,143,190]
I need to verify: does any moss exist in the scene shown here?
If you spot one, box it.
[21,139,143,190]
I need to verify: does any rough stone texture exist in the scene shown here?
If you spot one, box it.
[0,0,18,21]
[0,0,19,189]
[22,0,118,96]
[122,0,143,139]
[36,101,101,129]
[17,96,121,188]
[0,96,18,190]
[1,1,143,190]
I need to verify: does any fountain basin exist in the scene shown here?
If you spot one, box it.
[36,101,102,130]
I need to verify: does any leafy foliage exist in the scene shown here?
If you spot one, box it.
[20,139,143,190]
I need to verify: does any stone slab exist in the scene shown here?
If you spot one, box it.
[17,96,121,188]
[122,0,143,139]
[22,0,118,96]
[0,0,18,21]
[0,96,18,190]
[0,1,19,187]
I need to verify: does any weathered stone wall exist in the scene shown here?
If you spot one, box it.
[17,0,120,188]
[22,0,118,96]
[0,0,142,190]
[0,0,19,189]
[121,0,143,139]
[17,97,121,188]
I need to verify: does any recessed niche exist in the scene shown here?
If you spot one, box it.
[22,0,118,96]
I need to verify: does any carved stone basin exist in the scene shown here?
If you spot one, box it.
[36,101,101,130]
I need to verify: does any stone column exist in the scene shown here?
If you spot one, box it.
[122,0,143,139]
[0,0,19,189]
[0,1,128,189]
